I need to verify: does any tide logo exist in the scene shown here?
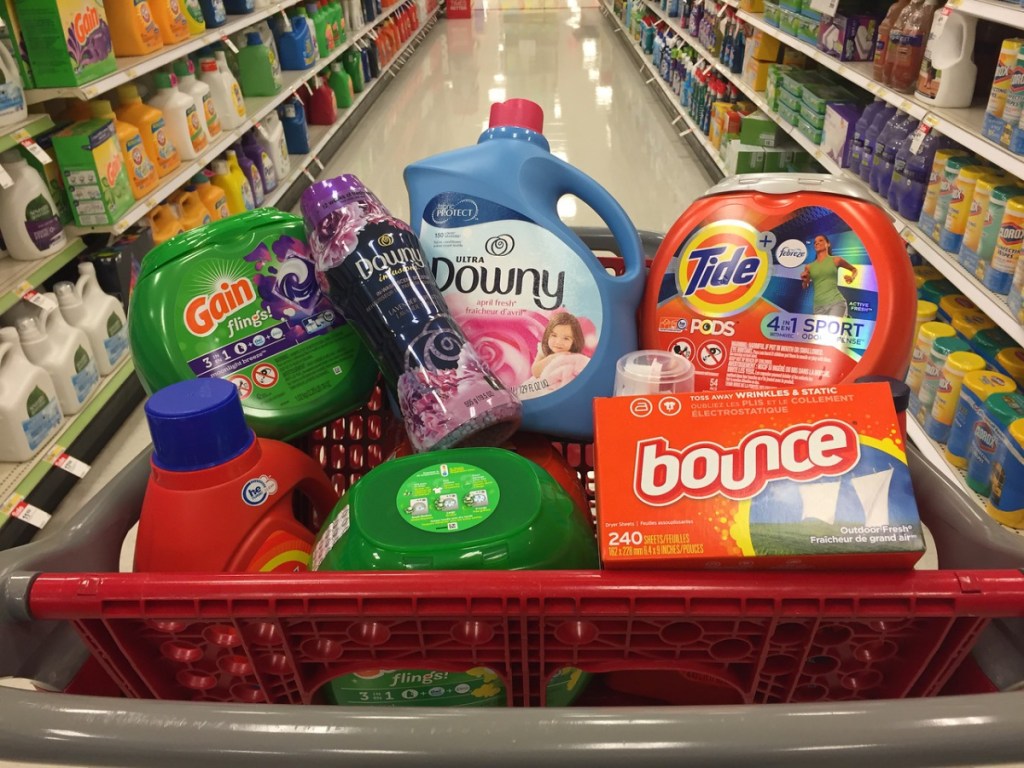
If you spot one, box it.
[633,420,860,505]
[185,278,257,336]
[675,221,769,317]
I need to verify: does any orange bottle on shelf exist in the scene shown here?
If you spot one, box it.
[116,84,181,178]
[873,0,912,82]
[886,0,938,93]
[89,99,159,200]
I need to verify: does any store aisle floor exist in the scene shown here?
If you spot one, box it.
[309,5,713,233]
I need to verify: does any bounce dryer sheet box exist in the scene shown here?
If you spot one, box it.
[593,383,925,569]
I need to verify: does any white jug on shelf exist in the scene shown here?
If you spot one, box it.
[0,326,63,462]
[17,299,100,416]
[915,9,977,109]
[0,43,27,131]
[54,262,129,376]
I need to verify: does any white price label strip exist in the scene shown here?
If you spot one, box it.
[0,162,13,189]
[19,287,58,310]
[46,447,91,478]
[10,500,50,529]
[809,0,838,13]
[15,133,52,165]
[221,36,240,54]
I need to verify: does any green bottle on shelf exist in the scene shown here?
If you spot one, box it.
[322,0,341,47]
[330,0,346,43]
[237,32,283,97]
[342,47,365,93]
[329,61,354,107]
[306,1,334,55]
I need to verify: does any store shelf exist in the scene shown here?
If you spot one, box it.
[735,9,1024,182]
[948,0,1024,29]
[0,114,56,154]
[65,3,411,236]
[0,356,135,530]
[24,1,308,105]
[263,7,440,207]
[0,238,87,316]
[905,417,1024,537]
[604,3,727,173]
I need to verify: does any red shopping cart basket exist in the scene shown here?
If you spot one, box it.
[3,229,1024,767]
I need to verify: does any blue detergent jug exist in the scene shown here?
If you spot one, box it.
[279,96,310,154]
[404,98,645,442]
[199,0,226,26]
[223,0,254,14]
[271,14,316,69]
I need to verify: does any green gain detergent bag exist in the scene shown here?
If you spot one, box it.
[129,209,378,439]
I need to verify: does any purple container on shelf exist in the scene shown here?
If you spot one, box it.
[301,175,522,453]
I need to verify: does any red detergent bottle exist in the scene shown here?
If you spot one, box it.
[641,174,916,390]
[134,378,339,573]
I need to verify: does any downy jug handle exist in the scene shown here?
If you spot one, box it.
[524,155,645,284]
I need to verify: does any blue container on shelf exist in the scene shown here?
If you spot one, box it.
[279,97,310,154]
[223,0,254,13]
[199,0,226,26]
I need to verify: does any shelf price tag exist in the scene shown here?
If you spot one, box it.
[220,35,240,54]
[909,123,931,154]
[808,0,838,14]
[14,133,52,165]
[0,161,13,190]
[10,499,51,529]
[45,446,90,478]
[923,113,940,129]
[17,285,58,311]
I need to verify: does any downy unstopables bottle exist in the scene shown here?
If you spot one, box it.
[405,99,645,441]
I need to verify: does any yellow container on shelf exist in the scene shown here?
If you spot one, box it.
[148,203,183,245]
[925,350,988,443]
[914,300,938,351]
[921,151,971,219]
[960,173,1009,256]
[171,189,212,230]
[105,0,163,55]
[89,100,159,201]
[913,264,944,291]
[210,158,253,215]
[188,172,230,221]
[938,294,976,323]
[116,85,180,178]
[945,371,1018,468]
[951,309,995,344]
[987,419,1024,528]
[997,347,1024,387]
[907,320,956,396]
[150,0,189,43]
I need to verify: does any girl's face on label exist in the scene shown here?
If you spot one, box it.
[548,324,575,353]
[814,235,829,256]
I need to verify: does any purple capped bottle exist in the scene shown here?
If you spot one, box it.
[301,175,522,453]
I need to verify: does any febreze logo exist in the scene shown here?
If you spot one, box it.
[431,198,479,226]
[185,278,257,336]
[73,6,100,44]
[633,419,860,506]
[676,221,770,317]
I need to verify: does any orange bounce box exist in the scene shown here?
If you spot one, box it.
[593,382,925,569]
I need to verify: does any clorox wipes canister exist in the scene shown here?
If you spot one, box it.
[641,175,916,389]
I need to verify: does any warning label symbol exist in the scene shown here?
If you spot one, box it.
[253,363,279,388]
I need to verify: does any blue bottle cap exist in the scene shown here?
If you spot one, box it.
[247,31,263,46]
[145,379,255,471]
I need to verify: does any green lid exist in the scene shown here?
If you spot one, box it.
[944,156,977,174]
[172,59,190,78]
[313,448,599,572]
[987,391,1024,428]
[154,71,173,89]
[972,327,1016,365]
[932,335,971,358]
[991,185,1024,204]
[128,209,378,440]
[919,279,958,304]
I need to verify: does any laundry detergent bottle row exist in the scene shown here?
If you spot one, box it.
[0,326,63,462]
[116,84,181,178]
[405,99,645,442]
[134,378,339,573]
[54,262,129,375]
[90,99,159,200]
[17,301,99,416]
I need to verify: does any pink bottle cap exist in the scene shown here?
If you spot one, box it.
[489,98,544,133]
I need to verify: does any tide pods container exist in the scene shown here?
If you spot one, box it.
[641,175,916,390]
[129,209,378,439]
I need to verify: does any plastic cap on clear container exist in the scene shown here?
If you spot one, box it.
[145,378,255,471]
[489,98,544,133]
[53,281,80,309]
[614,350,695,396]
[15,317,42,343]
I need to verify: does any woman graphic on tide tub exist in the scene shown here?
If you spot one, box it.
[801,234,858,317]
[525,311,591,396]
